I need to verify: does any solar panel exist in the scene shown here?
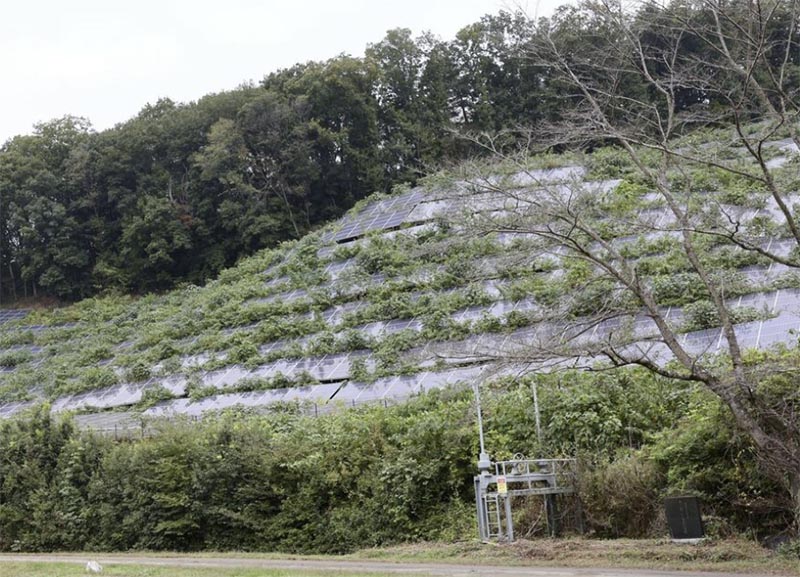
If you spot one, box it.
[13,146,800,431]
[757,313,800,348]
[113,381,153,405]
[737,292,772,310]
[0,401,34,418]
[260,339,290,355]
[353,378,397,402]
[143,398,191,418]
[305,382,342,403]
[333,381,375,402]
[52,381,148,412]
[404,200,449,223]
[74,411,140,432]
[312,354,352,381]
[181,353,215,369]
[510,166,586,186]
[237,389,292,407]
[321,189,427,243]
[681,327,723,354]
[729,319,761,349]
[250,360,291,381]
[384,319,423,333]
[258,287,309,304]
[204,366,251,389]
[325,258,356,281]
[773,289,800,311]
[0,309,30,325]
[150,397,198,417]
[418,365,485,392]
[385,374,424,398]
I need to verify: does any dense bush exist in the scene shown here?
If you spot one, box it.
[0,370,792,552]
[0,393,477,553]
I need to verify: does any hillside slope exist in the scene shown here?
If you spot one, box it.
[1,133,800,433]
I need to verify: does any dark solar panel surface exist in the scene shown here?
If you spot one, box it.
[0,309,31,325]
[321,189,426,243]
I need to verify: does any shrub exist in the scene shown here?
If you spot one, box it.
[579,451,664,537]
[138,384,175,409]
[0,350,33,368]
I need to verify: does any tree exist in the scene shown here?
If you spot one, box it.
[0,117,95,299]
[448,12,543,131]
[266,57,385,206]
[458,0,800,528]
[366,28,428,182]
[118,195,192,292]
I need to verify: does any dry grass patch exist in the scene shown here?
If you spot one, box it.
[353,537,800,574]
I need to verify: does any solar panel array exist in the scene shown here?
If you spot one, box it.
[0,309,30,325]
[4,150,800,429]
[21,278,800,424]
[321,189,427,243]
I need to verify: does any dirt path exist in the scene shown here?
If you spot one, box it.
[0,554,786,577]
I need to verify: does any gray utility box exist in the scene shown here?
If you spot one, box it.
[664,496,705,540]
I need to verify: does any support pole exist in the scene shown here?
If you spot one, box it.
[474,477,486,540]
[545,494,559,537]
[531,381,542,445]
[504,494,514,542]
[473,382,491,473]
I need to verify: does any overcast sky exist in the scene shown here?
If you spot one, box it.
[0,0,569,144]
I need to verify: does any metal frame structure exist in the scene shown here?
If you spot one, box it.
[474,456,577,542]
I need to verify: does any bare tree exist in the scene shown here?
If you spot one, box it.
[453,0,800,526]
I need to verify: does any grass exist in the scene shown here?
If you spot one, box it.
[0,561,400,577]
[2,538,799,576]
[349,537,800,575]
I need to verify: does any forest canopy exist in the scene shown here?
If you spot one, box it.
[1,1,799,301]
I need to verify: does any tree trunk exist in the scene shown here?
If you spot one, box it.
[8,264,16,300]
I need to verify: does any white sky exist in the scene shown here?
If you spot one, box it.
[0,0,569,143]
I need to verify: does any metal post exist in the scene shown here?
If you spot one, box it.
[504,494,514,542]
[545,494,559,537]
[531,381,542,445]
[474,477,486,540]
[575,494,586,534]
[474,382,487,455]
[473,382,491,474]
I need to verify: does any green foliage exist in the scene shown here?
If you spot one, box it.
[0,367,794,552]
[537,369,692,455]
[349,357,371,382]
[503,275,561,305]
[648,392,792,532]
[651,273,708,306]
[586,147,656,181]
[778,540,800,559]
[355,236,413,276]
[0,393,478,553]
[579,452,663,537]
[138,385,176,409]
[682,302,763,332]
[600,179,649,215]
[125,359,152,383]
[2,3,800,551]
[0,350,33,368]
[74,367,118,392]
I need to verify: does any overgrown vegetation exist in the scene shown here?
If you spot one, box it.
[0,366,793,553]
[2,0,800,556]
